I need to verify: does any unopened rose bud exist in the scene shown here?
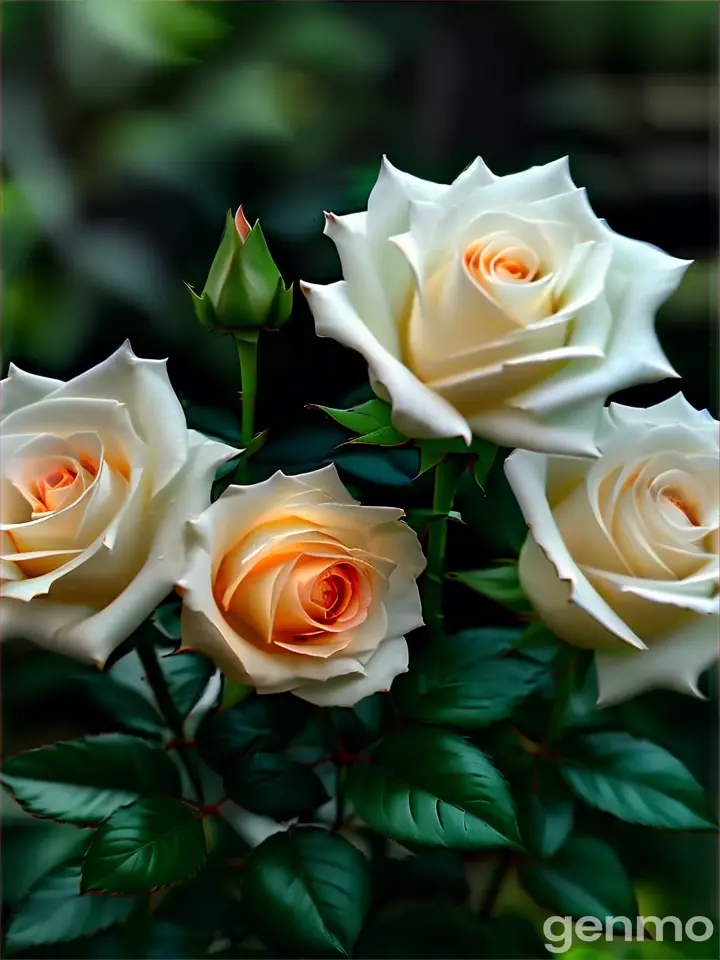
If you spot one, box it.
[234,205,252,242]
[186,207,293,333]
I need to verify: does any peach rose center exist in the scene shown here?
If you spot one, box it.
[464,237,539,287]
[216,537,374,653]
[30,465,78,514]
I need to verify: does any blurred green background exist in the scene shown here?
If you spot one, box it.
[2,2,718,958]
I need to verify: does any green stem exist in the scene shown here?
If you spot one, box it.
[235,333,259,482]
[479,851,513,919]
[424,456,463,637]
[137,638,204,802]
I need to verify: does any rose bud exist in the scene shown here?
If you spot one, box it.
[187,206,293,333]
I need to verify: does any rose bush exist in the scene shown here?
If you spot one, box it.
[0,343,237,665]
[506,394,719,705]
[177,465,425,706]
[302,156,689,455]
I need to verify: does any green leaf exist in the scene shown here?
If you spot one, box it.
[151,597,182,643]
[329,694,392,752]
[519,835,636,920]
[5,860,136,953]
[347,424,407,446]
[333,448,419,487]
[417,438,461,476]
[448,562,532,615]
[1,735,181,824]
[242,826,370,958]
[195,694,311,773]
[355,904,484,959]
[314,398,392,435]
[559,731,716,829]
[74,674,166,737]
[2,821,93,908]
[220,679,253,711]
[159,652,215,717]
[346,727,521,850]
[223,752,328,819]
[470,439,498,489]
[518,769,574,859]
[550,652,601,738]
[82,797,207,894]
[416,436,496,485]
[393,630,546,729]
[508,621,560,664]
[405,507,464,535]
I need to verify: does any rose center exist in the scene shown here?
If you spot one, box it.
[463,238,538,285]
[310,567,354,620]
[31,465,78,512]
[662,487,701,527]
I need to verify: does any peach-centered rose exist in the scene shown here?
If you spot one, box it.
[0,344,237,664]
[506,395,719,705]
[303,156,690,456]
[178,466,426,706]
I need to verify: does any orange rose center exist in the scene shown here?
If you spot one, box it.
[30,465,78,513]
[308,564,356,622]
[464,239,537,285]
[663,488,701,527]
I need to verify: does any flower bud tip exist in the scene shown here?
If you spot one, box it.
[234,206,252,242]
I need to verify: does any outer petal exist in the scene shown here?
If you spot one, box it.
[607,393,719,436]
[515,238,689,415]
[302,280,471,442]
[48,342,189,495]
[506,449,645,649]
[366,156,447,239]
[28,432,237,665]
[595,614,719,705]
[0,365,64,418]
[470,400,602,457]
[291,635,409,707]
[0,598,97,653]
[323,211,401,356]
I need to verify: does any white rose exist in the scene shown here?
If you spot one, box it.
[178,466,425,706]
[0,343,237,665]
[505,394,719,705]
[302,156,689,455]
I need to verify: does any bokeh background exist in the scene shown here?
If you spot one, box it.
[2,2,718,958]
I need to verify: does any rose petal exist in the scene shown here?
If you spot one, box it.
[44,432,236,665]
[290,635,409,707]
[0,365,63,418]
[47,342,189,495]
[506,449,646,649]
[595,614,719,704]
[303,279,471,442]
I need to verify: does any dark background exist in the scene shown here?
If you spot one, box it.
[2,3,718,957]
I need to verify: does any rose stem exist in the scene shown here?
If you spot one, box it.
[137,634,205,802]
[424,455,464,637]
[235,332,260,483]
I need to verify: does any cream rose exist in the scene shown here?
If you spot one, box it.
[178,466,425,706]
[302,156,689,456]
[505,394,719,705]
[0,344,237,665]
